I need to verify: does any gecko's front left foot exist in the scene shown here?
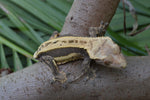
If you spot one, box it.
[53,71,67,83]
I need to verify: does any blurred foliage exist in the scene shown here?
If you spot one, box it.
[0,0,149,71]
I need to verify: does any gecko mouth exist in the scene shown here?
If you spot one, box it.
[95,58,126,69]
[95,59,112,67]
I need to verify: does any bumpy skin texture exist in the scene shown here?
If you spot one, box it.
[34,36,126,68]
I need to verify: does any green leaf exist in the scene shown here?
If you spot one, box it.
[1,0,54,34]
[110,11,150,31]
[0,2,43,45]
[0,21,37,53]
[11,0,63,30]
[130,0,150,16]
[13,50,23,70]
[27,58,33,67]
[0,43,9,68]
[107,28,147,56]
[0,36,33,59]
[46,0,73,14]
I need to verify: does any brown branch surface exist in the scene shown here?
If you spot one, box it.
[61,0,120,36]
[1,0,150,100]
[0,57,150,100]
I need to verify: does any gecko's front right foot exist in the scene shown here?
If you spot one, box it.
[89,21,108,37]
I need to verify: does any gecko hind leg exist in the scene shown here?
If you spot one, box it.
[39,55,67,83]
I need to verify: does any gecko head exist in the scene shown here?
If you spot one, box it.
[93,37,127,69]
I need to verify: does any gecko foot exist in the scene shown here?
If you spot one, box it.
[49,31,60,40]
[89,21,108,37]
[53,71,67,83]
[87,68,97,80]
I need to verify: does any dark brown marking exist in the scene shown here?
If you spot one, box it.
[75,40,78,43]
[93,46,101,55]
[80,40,87,44]
[62,41,67,43]
[41,45,44,48]
[38,47,41,51]
[101,39,107,47]
[45,42,51,47]
[69,40,74,43]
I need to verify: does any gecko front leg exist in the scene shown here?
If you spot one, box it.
[39,55,67,83]
[49,31,60,40]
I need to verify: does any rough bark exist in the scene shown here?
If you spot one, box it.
[61,0,119,36]
[0,0,149,100]
[1,57,150,100]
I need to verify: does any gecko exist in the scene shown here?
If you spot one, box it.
[33,21,127,83]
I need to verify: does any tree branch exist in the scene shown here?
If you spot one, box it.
[0,0,149,100]
[61,0,120,36]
